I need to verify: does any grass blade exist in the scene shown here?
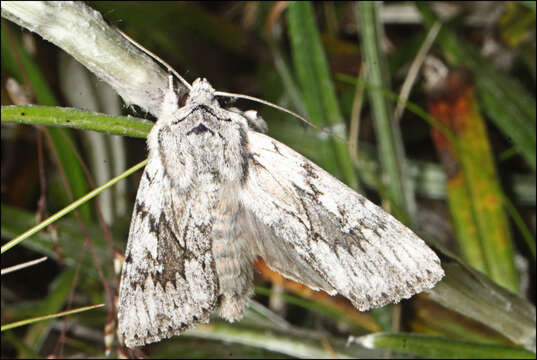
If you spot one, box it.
[1,160,147,254]
[357,2,415,221]
[430,254,536,352]
[1,256,47,275]
[352,332,535,358]
[2,105,152,138]
[287,2,359,190]
[428,69,519,292]
[2,303,104,332]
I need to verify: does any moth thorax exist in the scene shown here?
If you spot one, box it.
[192,139,246,185]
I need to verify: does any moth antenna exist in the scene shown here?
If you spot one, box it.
[116,28,192,91]
[214,91,348,144]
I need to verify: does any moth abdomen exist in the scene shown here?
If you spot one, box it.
[211,189,255,322]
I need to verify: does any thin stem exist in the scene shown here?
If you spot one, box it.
[1,160,148,254]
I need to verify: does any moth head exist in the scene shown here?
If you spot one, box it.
[185,78,218,107]
[172,78,233,137]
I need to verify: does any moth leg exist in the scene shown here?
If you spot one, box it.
[158,74,180,117]
[212,193,255,322]
[228,107,268,134]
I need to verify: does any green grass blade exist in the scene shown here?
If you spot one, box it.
[502,194,536,259]
[1,160,147,254]
[353,332,535,358]
[2,303,104,332]
[428,71,519,292]
[2,105,153,138]
[2,204,110,281]
[287,2,359,190]
[357,2,415,221]
[19,269,76,349]
[430,254,536,352]
[186,321,384,358]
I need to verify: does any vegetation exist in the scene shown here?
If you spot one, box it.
[1,2,535,358]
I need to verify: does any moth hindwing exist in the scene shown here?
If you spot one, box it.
[118,77,444,348]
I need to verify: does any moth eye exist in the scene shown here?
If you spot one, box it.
[179,92,189,107]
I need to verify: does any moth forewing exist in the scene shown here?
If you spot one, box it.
[119,78,258,348]
[118,77,444,348]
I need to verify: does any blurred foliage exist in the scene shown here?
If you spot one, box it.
[1,1,535,358]
[428,69,519,293]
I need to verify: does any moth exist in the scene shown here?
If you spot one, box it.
[118,75,445,348]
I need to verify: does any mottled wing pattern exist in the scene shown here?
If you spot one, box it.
[240,131,444,311]
[118,159,218,348]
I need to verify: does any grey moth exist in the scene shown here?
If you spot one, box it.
[117,77,444,348]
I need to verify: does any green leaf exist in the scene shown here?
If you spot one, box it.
[353,332,535,358]
[1,105,152,138]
